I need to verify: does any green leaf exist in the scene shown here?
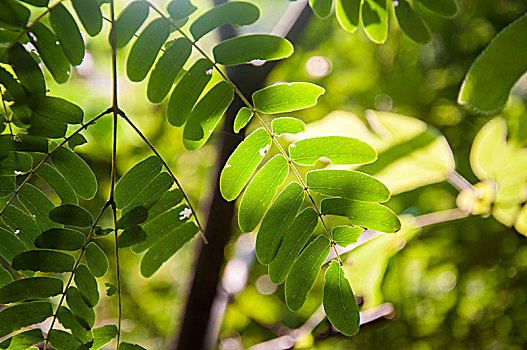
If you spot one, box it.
[49,3,85,66]
[183,81,234,151]
[252,82,325,114]
[323,261,360,336]
[0,329,44,350]
[140,221,198,277]
[68,134,88,149]
[56,306,92,345]
[285,235,331,311]
[331,225,363,246]
[49,204,93,227]
[256,182,305,264]
[238,155,289,232]
[29,22,71,84]
[19,0,48,6]
[167,0,197,20]
[48,329,81,350]
[394,0,431,44]
[12,250,75,273]
[123,172,173,213]
[458,13,527,114]
[66,286,95,329]
[74,264,99,308]
[271,117,306,136]
[105,283,117,297]
[190,1,260,41]
[85,243,108,278]
[34,228,85,251]
[0,135,48,153]
[0,277,63,304]
[28,115,67,139]
[416,0,457,17]
[71,0,103,36]
[119,343,147,350]
[118,225,147,248]
[114,156,162,208]
[362,0,388,44]
[91,325,118,349]
[0,176,14,197]
[268,207,318,284]
[213,34,294,66]
[36,163,78,205]
[0,227,26,263]
[0,268,13,289]
[145,189,184,221]
[0,301,52,338]
[112,0,149,48]
[117,206,148,229]
[51,145,98,200]
[147,38,192,103]
[18,184,57,231]
[0,68,27,104]
[166,59,213,127]
[307,169,390,202]
[28,95,84,124]
[321,198,401,232]
[127,18,171,82]
[219,128,272,201]
[1,206,40,248]
[233,107,253,133]
[309,0,333,18]
[7,44,46,96]
[336,0,361,33]
[290,136,377,166]
[0,0,30,27]
[0,152,32,176]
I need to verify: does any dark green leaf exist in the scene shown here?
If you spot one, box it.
[145,189,184,221]
[0,227,26,263]
[0,301,52,338]
[114,156,162,208]
[0,0,30,27]
[147,38,192,103]
[7,43,46,95]
[112,0,149,48]
[51,145,98,200]
[417,0,457,17]
[140,221,198,277]
[0,134,48,153]
[220,128,272,201]
[66,286,95,329]
[238,155,289,232]
[122,172,173,213]
[0,329,43,350]
[19,0,48,6]
[94,226,113,237]
[48,330,81,350]
[85,243,108,278]
[166,59,213,127]
[50,3,85,66]
[1,205,40,248]
[18,184,57,231]
[0,152,32,176]
[167,0,197,20]
[118,225,147,248]
[34,228,85,251]
[233,107,253,133]
[190,1,260,41]
[0,67,27,103]
[119,343,146,350]
[271,117,306,135]
[12,250,75,273]
[213,34,294,66]
[91,325,118,349]
[29,95,84,124]
[256,182,305,264]
[117,206,148,229]
[252,82,325,114]
[394,0,431,44]
[56,306,92,345]
[28,114,67,138]
[0,114,5,135]
[127,17,171,82]
[362,0,388,44]
[331,225,363,246]
[0,268,13,289]
[0,176,14,197]
[285,235,331,311]
[71,0,103,36]
[290,136,377,166]
[49,204,93,227]
[29,22,71,84]
[336,0,361,33]
[105,283,117,297]
[268,207,318,284]
[323,261,360,336]
[183,81,234,150]
[68,133,88,149]
[309,0,332,18]
[0,277,63,304]
[321,198,401,232]
[74,264,99,308]
[37,163,78,205]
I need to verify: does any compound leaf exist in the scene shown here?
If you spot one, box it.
[118,225,147,248]
[0,0,30,27]
[0,329,44,350]
[0,227,26,263]
[36,163,78,205]
[122,172,173,213]
[91,325,118,349]
[66,286,95,329]
[167,0,197,20]
[417,0,457,17]
[7,43,46,96]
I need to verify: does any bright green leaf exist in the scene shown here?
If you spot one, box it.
[336,0,361,33]
[253,82,325,114]
[51,146,98,200]
[331,225,363,246]
[271,117,306,136]
[394,0,431,44]
[309,0,333,18]
[123,172,173,213]
[0,301,52,338]
[71,0,103,36]
[145,189,184,222]
[167,0,197,20]
[49,204,93,227]
[36,163,78,205]
[114,156,162,208]
[416,0,457,17]
[34,228,85,251]
[7,44,46,96]
[233,107,253,133]
[85,243,108,278]
[118,225,147,248]
[0,329,44,350]
[0,277,63,304]
[49,3,85,66]
[74,264,99,308]
[0,227,26,263]
[12,250,75,273]
[112,0,149,48]
[362,0,388,44]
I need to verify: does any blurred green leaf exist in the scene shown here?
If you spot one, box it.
[167,0,197,20]
[0,277,63,304]
[253,82,325,114]
[49,204,93,228]
[362,0,388,44]
[34,228,85,251]
[49,3,85,66]
[336,0,361,33]
[417,0,457,17]
[85,243,108,278]
[114,156,162,209]
[119,342,146,350]
[12,250,75,273]
[310,0,333,18]
[112,0,149,48]
[71,0,103,37]
[0,67,27,104]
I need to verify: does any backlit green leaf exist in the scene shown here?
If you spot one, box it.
[307,169,390,202]
[252,82,325,114]
[85,243,108,278]
[119,343,147,350]
[238,155,289,232]
[290,136,377,166]
[166,59,213,127]
[127,18,171,82]
[0,277,63,304]
[167,0,196,20]
[71,0,103,36]
[285,235,330,311]
[37,163,78,205]
[309,0,332,18]
[66,286,95,329]
[190,1,260,41]
[331,225,363,246]
[114,156,162,208]
[123,172,173,213]
[321,197,401,232]
[336,0,361,33]
[0,329,44,350]
[272,117,306,136]
[56,306,92,345]
[362,0,388,44]
[48,329,81,350]
[117,206,148,229]
[28,115,67,139]
[0,268,13,288]
[220,128,272,201]
[0,0,30,27]
[0,301,52,338]
[323,261,359,336]
[118,225,147,248]
[18,184,57,231]
[268,207,318,284]
[256,182,305,265]
[0,227,26,263]
[147,38,192,103]
[213,34,294,66]
[7,44,46,96]
[458,13,527,113]
[28,95,83,124]
[50,3,85,66]
[416,0,457,17]
[1,206,40,248]
[49,204,93,227]
[68,133,88,149]
[12,250,75,273]
[74,264,99,308]
[0,177,14,197]
[0,68,27,104]
[394,0,431,44]
[183,81,234,150]
[145,189,184,222]
[233,107,253,133]
[34,228,85,251]
[0,152,32,176]
[0,135,48,153]
[112,0,149,48]
[91,325,118,349]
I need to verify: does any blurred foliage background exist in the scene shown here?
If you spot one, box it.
[33,0,527,348]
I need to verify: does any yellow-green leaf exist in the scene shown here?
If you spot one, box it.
[336,0,361,33]
[252,82,325,114]
[362,0,388,44]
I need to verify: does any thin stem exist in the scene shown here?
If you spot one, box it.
[117,111,208,244]
[146,1,339,261]
[0,108,112,218]
[111,202,122,348]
